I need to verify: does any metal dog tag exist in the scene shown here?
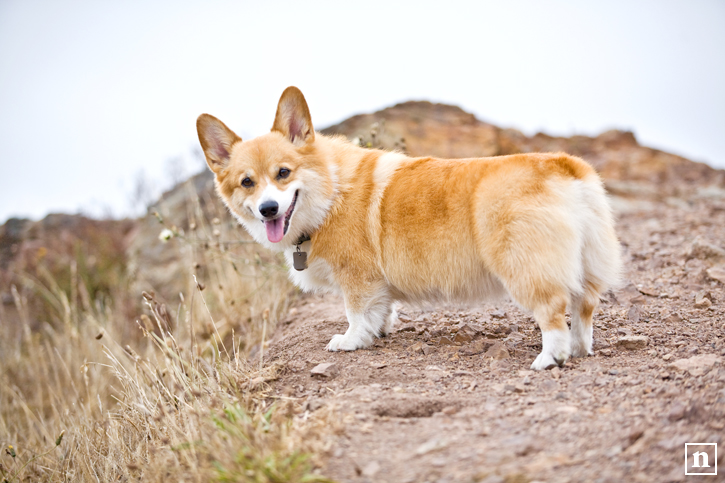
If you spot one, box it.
[293,250,308,271]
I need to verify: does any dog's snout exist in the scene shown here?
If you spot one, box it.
[259,200,279,218]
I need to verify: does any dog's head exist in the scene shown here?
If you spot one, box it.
[197,87,336,249]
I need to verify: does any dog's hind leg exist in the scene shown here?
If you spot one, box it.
[570,283,601,357]
[380,302,399,337]
[529,292,571,370]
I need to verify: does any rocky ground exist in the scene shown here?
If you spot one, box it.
[264,198,725,483]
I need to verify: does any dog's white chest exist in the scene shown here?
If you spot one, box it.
[284,248,339,294]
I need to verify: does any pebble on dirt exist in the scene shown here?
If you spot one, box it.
[310,362,339,378]
[616,335,649,350]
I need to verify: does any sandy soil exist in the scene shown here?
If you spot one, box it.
[264,199,725,483]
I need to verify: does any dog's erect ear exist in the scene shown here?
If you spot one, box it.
[272,86,315,147]
[196,114,242,174]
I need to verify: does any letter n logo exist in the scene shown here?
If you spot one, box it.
[685,443,717,475]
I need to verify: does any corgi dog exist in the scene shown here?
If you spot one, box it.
[196,86,621,370]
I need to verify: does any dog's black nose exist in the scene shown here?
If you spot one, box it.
[259,200,279,218]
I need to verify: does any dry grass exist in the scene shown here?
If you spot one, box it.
[0,180,334,482]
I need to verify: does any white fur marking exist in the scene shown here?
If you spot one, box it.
[326,310,376,351]
[531,329,571,370]
[255,181,299,220]
[570,311,594,357]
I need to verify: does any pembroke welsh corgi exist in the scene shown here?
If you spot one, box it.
[196,86,621,370]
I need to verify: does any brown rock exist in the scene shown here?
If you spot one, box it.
[438,336,456,346]
[668,354,721,376]
[664,313,682,324]
[694,290,713,308]
[616,335,649,350]
[460,338,495,356]
[453,330,473,344]
[687,236,725,260]
[310,362,339,378]
[410,341,431,355]
[484,341,509,360]
[707,264,725,284]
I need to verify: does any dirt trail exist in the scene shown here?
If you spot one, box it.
[265,200,725,483]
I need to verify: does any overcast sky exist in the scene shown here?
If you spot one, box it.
[1,0,724,223]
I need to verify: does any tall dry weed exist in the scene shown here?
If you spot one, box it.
[0,178,332,482]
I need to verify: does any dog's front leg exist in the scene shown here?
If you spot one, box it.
[326,285,392,351]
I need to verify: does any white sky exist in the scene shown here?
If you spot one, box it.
[1,0,724,223]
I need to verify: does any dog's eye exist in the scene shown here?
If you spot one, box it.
[278,168,291,179]
[241,177,254,188]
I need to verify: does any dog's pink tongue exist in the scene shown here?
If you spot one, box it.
[265,218,284,243]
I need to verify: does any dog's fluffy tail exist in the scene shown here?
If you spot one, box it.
[576,174,622,298]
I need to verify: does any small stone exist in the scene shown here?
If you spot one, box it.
[551,366,561,379]
[707,265,725,284]
[415,438,447,455]
[600,348,612,357]
[361,461,381,477]
[662,353,673,361]
[667,402,686,421]
[441,406,458,415]
[664,313,682,324]
[608,369,619,376]
[484,341,509,360]
[616,335,649,350]
[411,342,432,355]
[503,384,516,392]
[522,376,532,385]
[438,336,456,346]
[668,353,721,376]
[453,331,473,344]
[688,236,725,260]
[490,309,507,319]
[310,362,339,378]
[422,344,433,355]
[460,338,495,356]
[694,291,713,308]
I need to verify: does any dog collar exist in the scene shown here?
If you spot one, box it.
[295,233,311,246]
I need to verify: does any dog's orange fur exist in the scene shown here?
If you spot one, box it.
[197,87,621,370]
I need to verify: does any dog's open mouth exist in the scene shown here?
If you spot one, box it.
[264,190,298,243]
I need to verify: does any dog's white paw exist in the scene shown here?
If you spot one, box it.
[531,329,570,370]
[570,323,593,357]
[530,352,563,370]
[326,333,365,351]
